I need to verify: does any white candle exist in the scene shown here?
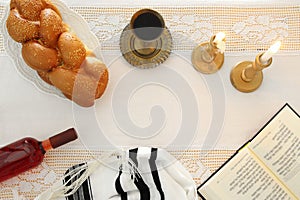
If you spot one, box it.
[213,32,226,53]
[260,41,281,64]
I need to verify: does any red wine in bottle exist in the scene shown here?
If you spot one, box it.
[0,128,78,182]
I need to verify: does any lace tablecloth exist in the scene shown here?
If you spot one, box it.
[0,0,300,199]
[0,145,235,199]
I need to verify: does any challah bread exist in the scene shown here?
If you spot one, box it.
[10,0,44,21]
[38,71,52,85]
[81,56,109,99]
[22,40,59,71]
[58,32,86,69]
[6,8,40,42]
[6,0,109,107]
[10,0,61,19]
[40,8,65,48]
[48,56,109,107]
[49,67,99,107]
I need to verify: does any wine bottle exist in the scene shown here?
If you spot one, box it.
[0,128,78,182]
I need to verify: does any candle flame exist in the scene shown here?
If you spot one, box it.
[270,41,281,53]
[214,32,226,42]
[213,32,226,53]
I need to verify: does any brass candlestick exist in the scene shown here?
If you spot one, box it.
[191,34,225,74]
[120,9,172,68]
[230,53,272,93]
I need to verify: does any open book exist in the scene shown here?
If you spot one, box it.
[198,103,300,200]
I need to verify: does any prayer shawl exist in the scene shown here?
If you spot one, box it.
[36,147,197,200]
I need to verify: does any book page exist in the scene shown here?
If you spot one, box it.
[249,106,300,198]
[199,148,294,200]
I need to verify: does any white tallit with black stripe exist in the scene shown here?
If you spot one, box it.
[36,147,197,200]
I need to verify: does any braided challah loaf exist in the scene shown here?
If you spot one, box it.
[6,0,109,107]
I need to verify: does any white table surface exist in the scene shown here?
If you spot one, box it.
[1,53,299,150]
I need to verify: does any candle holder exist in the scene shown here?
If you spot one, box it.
[230,53,272,93]
[191,35,225,74]
[120,9,172,68]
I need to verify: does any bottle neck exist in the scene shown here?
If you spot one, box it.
[41,139,53,153]
[38,128,78,154]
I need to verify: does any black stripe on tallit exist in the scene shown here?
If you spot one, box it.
[87,174,93,200]
[129,148,150,200]
[80,163,93,200]
[149,148,165,200]
[64,163,93,200]
[64,165,75,200]
[115,169,128,200]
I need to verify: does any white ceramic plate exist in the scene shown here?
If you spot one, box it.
[2,0,101,98]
